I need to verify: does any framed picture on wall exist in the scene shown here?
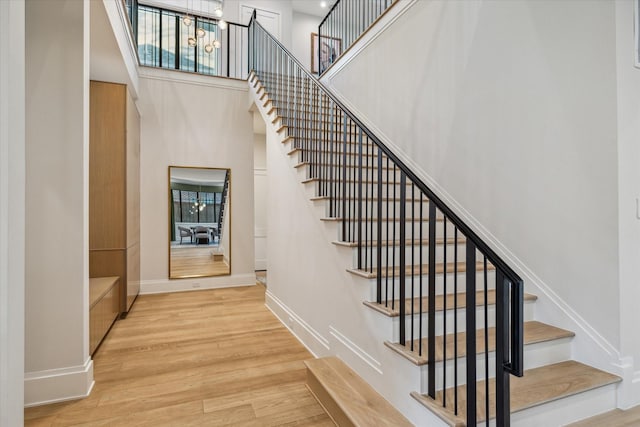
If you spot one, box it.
[311,33,342,74]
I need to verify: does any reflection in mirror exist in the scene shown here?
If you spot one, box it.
[169,166,231,279]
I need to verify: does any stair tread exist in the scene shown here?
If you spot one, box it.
[289,147,384,157]
[349,261,494,280]
[305,357,413,427]
[295,161,397,170]
[363,289,537,318]
[323,216,441,223]
[385,321,574,365]
[333,237,465,248]
[567,405,640,426]
[411,360,621,425]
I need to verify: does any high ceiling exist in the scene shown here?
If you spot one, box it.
[291,0,337,18]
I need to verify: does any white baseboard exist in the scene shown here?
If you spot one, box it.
[24,357,94,407]
[254,258,267,270]
[265,290,330,358]
[329,326,383,375]
[139,273,256,294]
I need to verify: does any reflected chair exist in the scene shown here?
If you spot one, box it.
[194,226,210,245]
[178,226,193,244]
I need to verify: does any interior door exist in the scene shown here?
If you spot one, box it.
[240,4,281,40]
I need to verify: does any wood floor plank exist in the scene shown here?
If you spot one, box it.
[25,284,335,427]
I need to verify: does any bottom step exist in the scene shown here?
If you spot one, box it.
[411,360,621,426]
[305,356,412,427]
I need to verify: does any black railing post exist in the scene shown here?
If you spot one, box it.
[496,270,510,427]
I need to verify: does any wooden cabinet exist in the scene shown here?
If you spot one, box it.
[89,277,119,355]
[89,81,140,315]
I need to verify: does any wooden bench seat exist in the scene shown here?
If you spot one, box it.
[89,276,119,355]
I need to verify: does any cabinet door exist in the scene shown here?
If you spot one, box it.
[126,241,140,312]
[89,81,126,250]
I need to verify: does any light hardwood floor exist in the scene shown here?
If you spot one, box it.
[170,246,230,278]
[25,283,335,426]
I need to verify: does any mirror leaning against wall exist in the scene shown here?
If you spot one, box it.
[169,166,231,279]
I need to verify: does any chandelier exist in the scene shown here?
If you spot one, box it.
[183,0,226,52]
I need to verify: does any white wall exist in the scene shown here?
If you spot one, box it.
[615,0,640,408]
[138,68,255,293]
[292,11,322,71]
[254,134,267,269]
[0,0,25,423]
[24,0,93,405]
[326,0,622,364]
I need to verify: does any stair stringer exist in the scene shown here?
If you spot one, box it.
[250,81,448,427]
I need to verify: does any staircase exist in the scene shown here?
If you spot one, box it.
[247,15,621,427]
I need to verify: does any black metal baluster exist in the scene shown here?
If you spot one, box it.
[392,164,397,309]
[484,255,489,426]
[419,191,423,357]
[466,240,477,426]
[399,172,406,345]
[454,227,459,415]
[428,202,436,398]
[357,127,363,269]
[386,157,390,308]
[443,216,447,407]
[376,147,382,304]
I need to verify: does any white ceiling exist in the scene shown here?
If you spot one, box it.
[291,0,337,18]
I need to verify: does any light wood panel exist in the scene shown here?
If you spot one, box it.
[90,80,140,314]
[25,284,335,426]
[125,241,140,311]
[89,277,119,355]
[89,81,126,250]
[89,250,124,304]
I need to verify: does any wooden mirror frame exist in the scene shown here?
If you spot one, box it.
[168,166,231,279]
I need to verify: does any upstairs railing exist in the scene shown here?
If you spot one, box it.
[217,171,230,241]
[126,2,249,79]
[317,0,396,74]
[249,12,524,426]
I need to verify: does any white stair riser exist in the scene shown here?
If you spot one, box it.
[336,220,458,241]
[313,198,432,218]
[295,163,411,183]
[363,270,497,300]
[348,242,468,267]
[390,301,535,339]
[417,338,573,390]
[510,383,618,427]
